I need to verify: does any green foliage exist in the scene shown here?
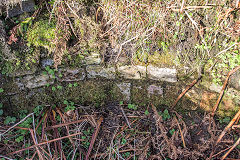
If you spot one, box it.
[0,88,4,93]
[128,104,137,110]
[4,116,16,125]
[26,19,56,51]
[81,128,93,148]
[57,85,63,89]
[218,116,231,124]
[158,109,171,121]
[52,86,56,91]
[19,17,34,34]
[64,100,76,112]
[119,101,123,105]
[210,49,240,85]
[169,128,175,136]
[45,66,56,78]
[144,109,149,115]
[122,152,130,158]
[68,83,73,88]
[121,138,127,145]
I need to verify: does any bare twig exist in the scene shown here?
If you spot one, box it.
[209,109,240,159]
[85,117,103,160]
[0,113,34,138]
[29,129,43,160]
[120,107,131,128]
[175,117,186,148]
[221,137,240,160]
[8,132,83,155]
[211,65,240,117]
[172,77,201,108]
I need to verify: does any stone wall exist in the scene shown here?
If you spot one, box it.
[1,59,240,117]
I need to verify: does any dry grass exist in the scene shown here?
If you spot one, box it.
[1,102,239,159]
[100,0,168,63]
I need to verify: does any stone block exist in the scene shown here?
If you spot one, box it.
[116,82,131,101]
[22,73,54,89]
[7,0,35,17]
[58,68,85,82]
[118,65,146,79]
[147,65,177,82]
[86,65,115,79]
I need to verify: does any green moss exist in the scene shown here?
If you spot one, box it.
[148,52,176,67]
[26,19,56,51]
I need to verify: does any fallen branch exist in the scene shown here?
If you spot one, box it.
[209,109,240,159]
[172,77,201,108]
[211,65,240,117]
[85,117,103,160]
[8,132,83,155]
[221,137,240,160]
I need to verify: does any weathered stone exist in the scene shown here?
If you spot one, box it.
[22,73,54,89]
[7,0,35,17]
[209,83,222,93]
[16,78,25,90]
[147,84,163,97]
[116,82,131,101]
[118,65,146,79]
[147,65,177,82]
[41,59,54,68]
[229,70,240,91]
[0,19,15,61]
[9,67,37,77]
[86,65,115,79]
[85,53,101,65]
[58,68,85,82]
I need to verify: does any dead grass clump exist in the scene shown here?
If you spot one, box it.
[100,0,168,63]
[1,101,239,159]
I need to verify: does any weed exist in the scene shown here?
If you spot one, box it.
[122,152,130,158]
[68,83,73,88]
[63,100,76,112]
[144,109,149,115]
[52,86,56,91]
[4,116,16,125]
[57,85,63,90]
[121,138,127,145]
[81,128,93,149]
[169,128,175,136]
[218,116,231,124]
[128,104,137,110]
[0,88,4,93]
[158,109,171,121]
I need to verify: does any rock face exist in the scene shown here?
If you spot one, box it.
[41,59,54,68]
[229,70,240,90]
[7,0,35,17]
[22,74,54,89]
[118,65,146,79]
[58,68,85,82]
[84,53,101,65]
[116,82,131,101]
[86,65,115,79]
[0,19,15,61]
[147,65,177,83]
[147,84,163,96]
